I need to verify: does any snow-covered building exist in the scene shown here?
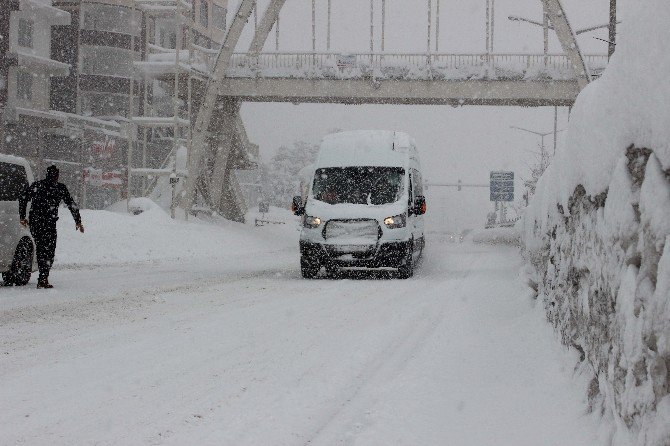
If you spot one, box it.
[1,0,255,217]
[0,0,126,208]
[0,0,71,167]
[49,0,228,119]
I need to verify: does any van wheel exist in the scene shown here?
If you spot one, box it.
[397,241,414,279]
[301,256,320,279]
[4,239,33,286]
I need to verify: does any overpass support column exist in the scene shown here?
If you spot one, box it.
[208,98,241,218]
[218,163,246,222]
[183,0,256,215]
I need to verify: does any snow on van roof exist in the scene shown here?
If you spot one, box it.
[317,130,414,168]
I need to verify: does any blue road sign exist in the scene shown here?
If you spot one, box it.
[490,171,514,202]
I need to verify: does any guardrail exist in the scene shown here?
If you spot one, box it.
[227,52,609,80]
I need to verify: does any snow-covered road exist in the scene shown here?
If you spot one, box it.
[1,227,598,445]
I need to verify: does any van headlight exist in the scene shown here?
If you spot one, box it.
[304,215,322,228]
[384,214,406,229]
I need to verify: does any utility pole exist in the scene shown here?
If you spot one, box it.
[126,3,136,215]
[171,3,181,220]
[608,0,616,59]
[427,0,431,54]
[485,0,495,62]
[485,0,490,55]
[312,0,316,54]
[553,107,558,155]
[275,14,280,52]
[381,0,386,52]
[370,0,374,54]
[327,0,331,51]
[435,0,440,52]
[490,0,495,53]
[542,2,549,67]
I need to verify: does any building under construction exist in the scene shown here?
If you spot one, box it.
[0,0,257,221]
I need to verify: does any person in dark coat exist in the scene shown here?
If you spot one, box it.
[19,165,84,289]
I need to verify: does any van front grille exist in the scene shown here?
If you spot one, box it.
[323,219,380,242]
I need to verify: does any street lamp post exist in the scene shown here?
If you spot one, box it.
[508,16,616,36]
[543,3,548,66]
[510,125,564,157]
[609,0,617,59]
[508,13,617,68]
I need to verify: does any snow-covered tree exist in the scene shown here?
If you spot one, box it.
[262,140,320,208]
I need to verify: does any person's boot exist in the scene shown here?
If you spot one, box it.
[37,278,53,289]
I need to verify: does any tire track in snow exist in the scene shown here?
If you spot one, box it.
[0,262,301,370]
[302,260,476,445]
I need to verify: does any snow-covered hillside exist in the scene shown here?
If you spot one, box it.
[522,2,670,445]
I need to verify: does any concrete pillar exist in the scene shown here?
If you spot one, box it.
[219,166,245,222]
[207,97,238,215]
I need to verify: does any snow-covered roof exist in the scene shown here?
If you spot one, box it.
[316,130,415,169]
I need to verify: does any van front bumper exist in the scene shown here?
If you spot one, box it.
[300,240,410,269]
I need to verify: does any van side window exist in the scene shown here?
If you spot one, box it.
[408,174,414,205]
[0,162,29,201]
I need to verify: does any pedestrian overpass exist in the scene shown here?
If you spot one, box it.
[222,52,606,106]
[180,0,605,221]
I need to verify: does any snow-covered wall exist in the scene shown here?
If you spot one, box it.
[521,2,670,445]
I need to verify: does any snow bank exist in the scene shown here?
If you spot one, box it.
[522,2,670,445]
[471,227,520,246]
[54,200,296,268]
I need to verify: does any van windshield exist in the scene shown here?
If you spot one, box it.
[312,167,405,205]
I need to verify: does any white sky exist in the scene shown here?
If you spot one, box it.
[229,0,626,229]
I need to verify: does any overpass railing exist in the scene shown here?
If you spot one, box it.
[227,52,609,81]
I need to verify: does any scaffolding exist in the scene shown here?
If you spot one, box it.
[126,0,218,219]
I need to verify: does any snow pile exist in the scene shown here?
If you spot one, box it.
[53,200,296,268]
[471,227,520,246]
[522,2,670,445]
[147,146,187,211]
[246,205,300,227]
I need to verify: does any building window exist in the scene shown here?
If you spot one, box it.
[159,28,177,49]
[80,45,139,78]
[199,0,209,28]
[81,4,140,36]
[212,4,226,30]
[16,71,32,101]
[18,18,33,48]
[81,91,138,118]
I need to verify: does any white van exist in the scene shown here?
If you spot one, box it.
[292,130,426,279]
[0,154,36,285]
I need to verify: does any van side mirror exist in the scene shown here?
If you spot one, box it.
[292,196,305,216]
[415,196,427,215]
